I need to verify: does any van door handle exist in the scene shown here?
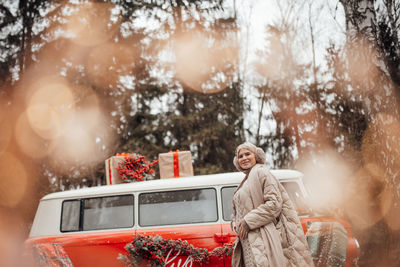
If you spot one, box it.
[213,233,230,243]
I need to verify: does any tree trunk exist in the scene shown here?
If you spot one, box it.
[340,0,395,113]
[18,0,34,74]
[340,0,377,42]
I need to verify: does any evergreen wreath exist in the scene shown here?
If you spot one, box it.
[117,153,159,182]
[118,234,233,267]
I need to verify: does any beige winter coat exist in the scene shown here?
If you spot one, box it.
[232,164,314,267]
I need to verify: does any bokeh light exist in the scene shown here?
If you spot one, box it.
[52,120,94,162]
[379,183,400,230]
[346,40,382,88]
[298,149,352,212]
[362,112,400,182]
[25,76,75,140]
[86,42,136,89]
[0,116,12,157]
[35,38,90,72]
[13,72,115,176]
[70,84,102,127]
[362,114,400,231]
[255,30,287,81]
[345,167,385,230]
[49,109,107,167]
[0,214,32,267]
[15,112,54,159]
[384,206,400,231]
[0,152,29,208]
[65,2,121,47]
[173,31,234,94]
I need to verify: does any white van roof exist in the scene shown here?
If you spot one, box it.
[41,169,303,201]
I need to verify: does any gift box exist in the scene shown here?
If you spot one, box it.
[158,150,194,179]
[105,153,159,184]
[105,155,126,185]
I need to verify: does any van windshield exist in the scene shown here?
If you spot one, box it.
[139,188,217,226]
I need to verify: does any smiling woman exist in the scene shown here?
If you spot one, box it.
[237,148,257,170]
[231,142,313,267]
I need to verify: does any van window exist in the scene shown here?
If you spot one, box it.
[139,188,217,226]
[221,186,236,221]
[61,200,80,231]
[281,182,308,215]
[220,182,309,221]
[61,195,134,232]
[83,195,134,230]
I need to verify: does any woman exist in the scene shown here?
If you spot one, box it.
[231,142,314,267]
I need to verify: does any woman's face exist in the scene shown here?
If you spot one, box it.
[237,148,257,170]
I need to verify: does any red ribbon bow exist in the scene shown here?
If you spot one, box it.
[169,150,180,178]
[116,152,130,157]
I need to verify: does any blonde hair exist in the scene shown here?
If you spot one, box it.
[233,142,266,172]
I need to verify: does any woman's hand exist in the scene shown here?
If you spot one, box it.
[231,221,237,233]
[238,222,248,239]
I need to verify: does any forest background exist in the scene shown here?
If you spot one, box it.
[1,0,400,266]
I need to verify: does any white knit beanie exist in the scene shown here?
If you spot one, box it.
[233,142,266,172]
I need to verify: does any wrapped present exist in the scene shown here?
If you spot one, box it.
[105,153,159,184]
[105,154,127,185]
[158,150,194,179]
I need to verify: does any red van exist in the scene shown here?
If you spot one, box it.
[24,170,359,266]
